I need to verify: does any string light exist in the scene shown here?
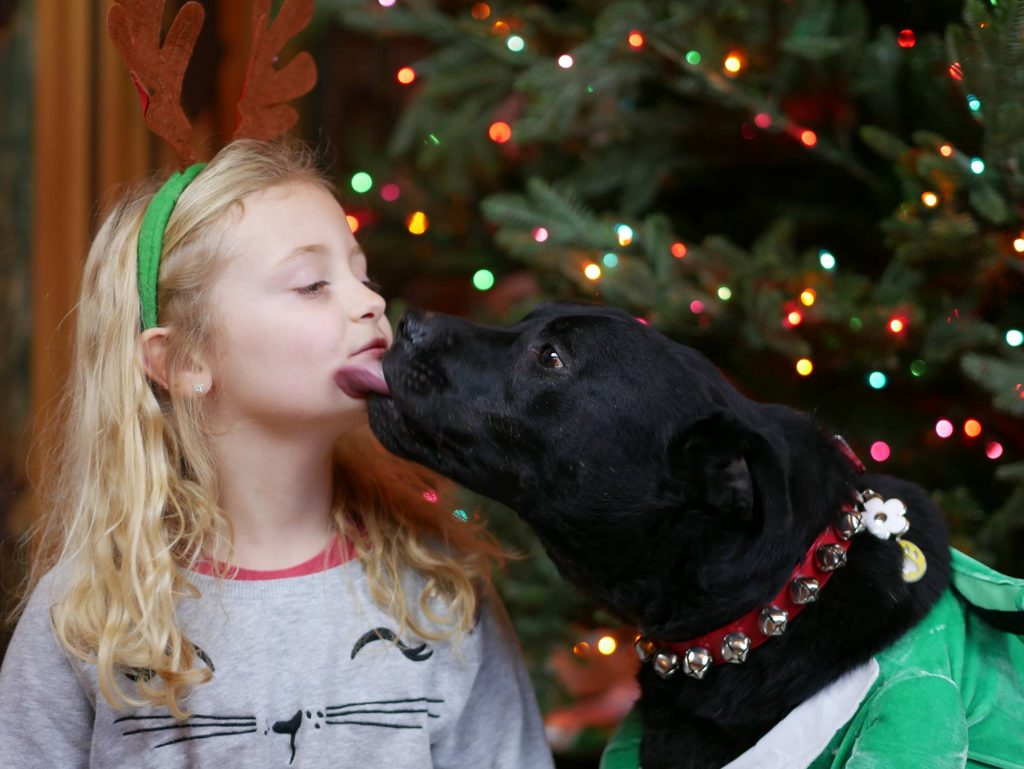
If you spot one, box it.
[473,269,495,291]
[970,157,985,174]
[406,211,428,235]
[690,300,704,314]
[986,442,1004,460]
[471,2,491,20]
[573,642,590,657]
[671,242,687,259]
[819,249,836,269]
[850,317,863,331]
[897,29,916,48]
[740,124,756,141]
[786,310,803,327]
[796,358,813,376]
[628,31,645,49]
[602,252,619,268]
[584,262,602,280]
[1006,329,1023,347]
[533,227,549,242]
[378,0,396,6]
[800,130,817,147]
[948,62,963,80]
[345,214,360,234]
[381,183,400,202]
[800,289,816,306]
[685,50,702,65]
[350,171,373,193]
[597,636,617,655]
[870,441,891,462]
[939,144,954,157]
[558,54,574,69]
[717,286,732,301]
[910,360,927,377]
[422,489,439,503]
[868,371,887,389]
[1013,236,1024,253]
[754,112,772,128]
[452,509,469,522]
[935,419,954,438]
[507,35,525,52]
[967,94,982,112]
[616,224,634,247]
[489,121,512,143]
[491,20,509,34]
[921,191,939,207]
[723,52,744,74]
[888,317,906,334]
[964,419,982,438]
[396,66,416,85]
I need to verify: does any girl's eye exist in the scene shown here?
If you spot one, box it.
[297,280,329,296]
[537,346,564,369]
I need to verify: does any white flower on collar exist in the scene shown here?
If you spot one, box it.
[860,493,910,540]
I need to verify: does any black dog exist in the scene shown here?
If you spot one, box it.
[368,302,961,768]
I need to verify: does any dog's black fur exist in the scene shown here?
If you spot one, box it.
[368,302,952,769]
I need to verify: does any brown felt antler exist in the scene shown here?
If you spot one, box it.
[107,0,204,167]
[235,0,318,141]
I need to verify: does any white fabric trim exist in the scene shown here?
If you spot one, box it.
[721,658,880,769]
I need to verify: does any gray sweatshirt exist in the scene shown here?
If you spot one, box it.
[0,558,556,768]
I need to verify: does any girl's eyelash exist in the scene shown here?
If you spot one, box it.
[363,278,384,293]
[297,280,329,295]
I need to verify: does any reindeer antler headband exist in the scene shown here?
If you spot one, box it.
[107,0,317,330]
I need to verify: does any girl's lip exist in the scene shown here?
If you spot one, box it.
[352,339,388,357]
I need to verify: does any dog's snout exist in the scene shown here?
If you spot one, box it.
[396,309,433,346]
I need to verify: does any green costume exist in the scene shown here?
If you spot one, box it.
[602,549,1024,769]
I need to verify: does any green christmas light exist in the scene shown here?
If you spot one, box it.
[850,317,862,331]
[868,371,887,389]
[350,172,373,193]
[910,360,927,377]
[717,286,732,301]
[473,269,495,291]
[685,50,702,65]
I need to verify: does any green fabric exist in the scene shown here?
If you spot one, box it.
[601,549,1024,769]
[137,162,206,329]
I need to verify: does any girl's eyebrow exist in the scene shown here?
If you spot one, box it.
[276,244,328,266]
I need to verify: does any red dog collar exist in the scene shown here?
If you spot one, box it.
[634,436,867,680]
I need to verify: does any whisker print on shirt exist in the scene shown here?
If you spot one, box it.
[114,627,442,765]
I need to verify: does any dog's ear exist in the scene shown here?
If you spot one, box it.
[668,411,784,524]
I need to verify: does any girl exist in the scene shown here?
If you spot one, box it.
[0,139,555,768]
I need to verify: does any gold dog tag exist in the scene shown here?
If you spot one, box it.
[899,539,927,583]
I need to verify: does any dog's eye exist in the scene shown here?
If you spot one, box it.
[538,346,564,369]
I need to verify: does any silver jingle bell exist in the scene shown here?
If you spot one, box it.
[720,633,751,664]
[652,651,680,679]
[634,637,658,663]
[790,576,821,605]
[816,543,848,572]
[835,511,865,540]
[856,489,883,511]
[682,647,713,679]
[759,605,789,636]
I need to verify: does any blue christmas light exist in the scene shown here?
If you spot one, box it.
[967,94,982,112]
[868,371,887,389]
[819,249,837,270]
[970,157,985,174]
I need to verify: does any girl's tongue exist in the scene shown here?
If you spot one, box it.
[334,360,389,398]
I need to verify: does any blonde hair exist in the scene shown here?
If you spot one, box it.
[22,139,504,718]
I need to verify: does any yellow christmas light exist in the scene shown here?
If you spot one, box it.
[723,52,744,74]
[796,358,813,376]
[921,192,939,207]
[597,636,617,655]
[800,289,816,307]
[1014,236,1024,253]
[939,144,953,157]
[407,211,429,235]
[584,263,602,280]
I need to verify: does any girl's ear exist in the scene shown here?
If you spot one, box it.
[137,327,212,396]
[138,327,171,390]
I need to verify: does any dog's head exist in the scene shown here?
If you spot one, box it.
[369,302,838,628]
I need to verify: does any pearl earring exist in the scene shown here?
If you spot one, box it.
[194,383,206,395]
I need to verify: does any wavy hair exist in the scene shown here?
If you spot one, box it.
[21,139,504,718]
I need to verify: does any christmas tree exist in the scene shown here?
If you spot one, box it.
[302,0,1024,761]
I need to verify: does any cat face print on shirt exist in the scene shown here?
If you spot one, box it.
[115,627,440,766]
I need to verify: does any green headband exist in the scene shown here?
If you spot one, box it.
[137,162,206,330]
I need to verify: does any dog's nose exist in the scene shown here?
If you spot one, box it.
[396,309,432,346]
